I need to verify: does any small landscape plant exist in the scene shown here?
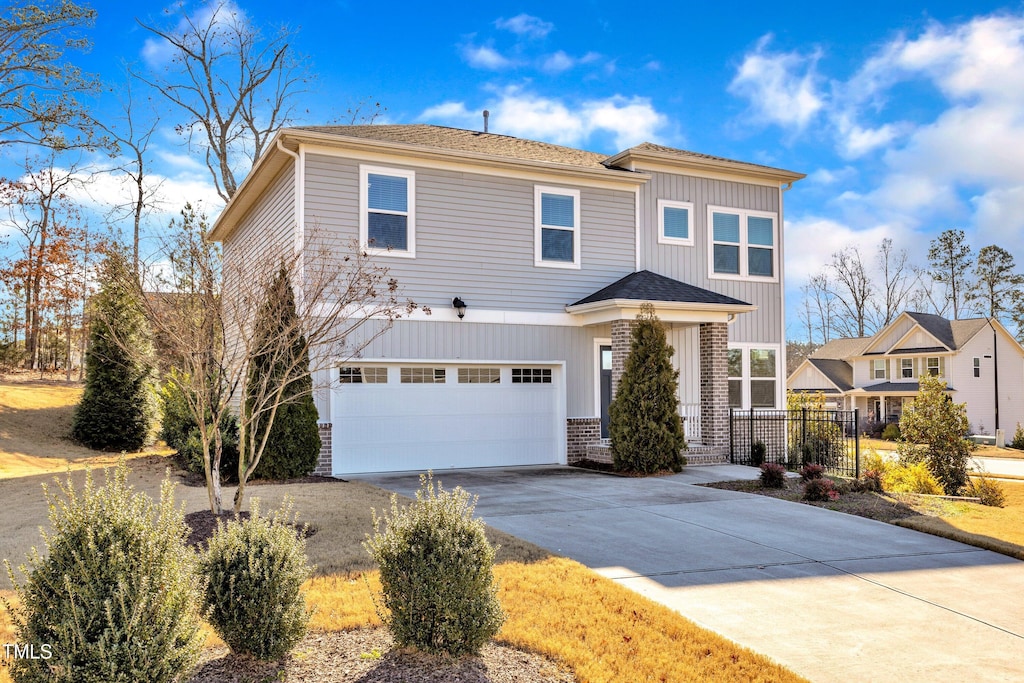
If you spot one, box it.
[3,461,204,683]
[759,462,787,488]
[883,460,943,495]
[799,464,825,481]
[898,374,972,494]
[857,469,884,492]
[750,440,767,467]
[1011,422,1024,450]
[364,472,504,657]
[201,498,312,660]
[966,472,1006,508]
[881,423,901,441]
[803,477,840,502]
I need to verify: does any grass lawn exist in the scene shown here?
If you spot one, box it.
[704,476,1024,561]
[859,436,1024,459]
[0,375,807,682]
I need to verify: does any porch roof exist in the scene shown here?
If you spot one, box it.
[565,270,755,325]
[850,381,956,395]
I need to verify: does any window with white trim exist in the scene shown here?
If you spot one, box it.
[657,199,694,246]
[535,186,580,268]
[900,358,914,379]
[512,368,552,384]
[708,206,778,281]
[926,357,940,376]
[360,165,415,256]
[974,357,981,378]
[401,367,445,384]
[728,345,779,409]
[873,359,887,380]
[339,367,388,384]
[458,368,500,384]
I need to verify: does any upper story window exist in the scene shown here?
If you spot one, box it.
[974,357,981,378]
[926,357,940,376]
[708,206,778,282]
[657,199,694,247]
[535,186,581,269]
[900,358,914,379]
[873,359,887,380]
[360,165,415,257]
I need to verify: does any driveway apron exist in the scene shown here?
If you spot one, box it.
[357,465,1024,682]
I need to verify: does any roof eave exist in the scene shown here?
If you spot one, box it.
[604,147,805,184]
[564,298,756,326]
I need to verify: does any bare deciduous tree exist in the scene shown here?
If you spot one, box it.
[136,2,310,201]
[132,208,418,513]
[828,246,874,338]
[872,237,914,329]
[800,273,837,344]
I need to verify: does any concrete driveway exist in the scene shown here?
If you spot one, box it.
[358,465,1024,683]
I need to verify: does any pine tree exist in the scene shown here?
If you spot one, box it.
[244,267,321,480]
[609,304,687,473]
[71,250,156,450]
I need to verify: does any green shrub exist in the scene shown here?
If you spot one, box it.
[803,478,839,502]
[881,423,901,441]
[966,473,1006,507]
[178,414,240,481]
[72,251,157,451]
[158,369,195,451]
[201,498,312,660]
[750,440,767,467]
[883,460,943,495]
[759,462,787,488]
[3,461,203,682]
[1011,422,1024,450]
[609,304,687,473]
[364,473,504,656]
[897,374,972,494]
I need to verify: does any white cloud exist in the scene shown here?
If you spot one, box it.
[462,44,515,70]
[495,14,554,39]
[420,87,669,150]
[541,50,575,73]
[728,35,824,129]
[784,216,907,284]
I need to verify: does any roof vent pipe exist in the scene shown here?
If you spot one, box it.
[483,110,489,133]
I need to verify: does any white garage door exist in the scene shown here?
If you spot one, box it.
[330,363,566,475]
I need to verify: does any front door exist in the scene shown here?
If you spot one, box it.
[600,345,612,438]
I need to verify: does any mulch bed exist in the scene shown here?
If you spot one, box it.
[188,629,576,683]
[183,510,317,548]
[570,459,680,477]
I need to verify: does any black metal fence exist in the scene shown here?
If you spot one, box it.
[730,408,861,478]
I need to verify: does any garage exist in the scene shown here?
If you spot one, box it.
[329,362,566,475]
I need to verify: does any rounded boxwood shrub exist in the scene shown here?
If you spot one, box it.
[3,461,204,683]
[363,473,504,657]
[201,499,312,660]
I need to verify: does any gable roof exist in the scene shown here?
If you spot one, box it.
[812,314,994,362]
[905,312,956,349]
[569,270,750,307]
[807,359,854,392]
[810,337,873,360]
[951,318,990,347]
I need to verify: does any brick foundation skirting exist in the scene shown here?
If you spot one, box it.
[566,417,602,463]
[314,423,332,476]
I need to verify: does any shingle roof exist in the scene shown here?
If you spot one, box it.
[623,142,801,178]
[570,270,751,307]
[810,337,873,360]
[292,124,613,169]
[905,312,956,349]
[951,318,989,348]
[808,359,854,391]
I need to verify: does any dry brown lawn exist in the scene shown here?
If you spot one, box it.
[0,378,807,683]
[859,436,1023,459]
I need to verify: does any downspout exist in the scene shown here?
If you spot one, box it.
[990,318,1000,432]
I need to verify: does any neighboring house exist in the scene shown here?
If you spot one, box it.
[788,311,1024,435]
[210,124,803,475]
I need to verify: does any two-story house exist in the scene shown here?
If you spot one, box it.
[209,125,803,475]
[788,311,1024,435]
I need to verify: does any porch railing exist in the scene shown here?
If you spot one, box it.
[680,403,702,445]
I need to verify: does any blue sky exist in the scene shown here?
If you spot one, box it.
[5,0,1024,338]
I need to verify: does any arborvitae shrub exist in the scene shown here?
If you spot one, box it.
[72,251,157,451]
[759,462,787,488]
[750,440,767,467]
[3,461,203,682]
[178,414,241,481]
[364,473,504,656]
[1011,423,1024,450]
[245,268,320,480]
[803,478,840,502]
[201,498,311,660]
[609,303,687,473]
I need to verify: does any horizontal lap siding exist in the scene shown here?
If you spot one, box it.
[316,319,611,418]
[303,154,636,314]
[637,171,783,344]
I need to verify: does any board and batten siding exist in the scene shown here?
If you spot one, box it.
[636,170,783,344]
[948,328,1024,434]
[789,363,835,392]
[302,153,636,315]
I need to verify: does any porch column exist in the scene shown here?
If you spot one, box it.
[610,319,636,399]
[699,322,730,454]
